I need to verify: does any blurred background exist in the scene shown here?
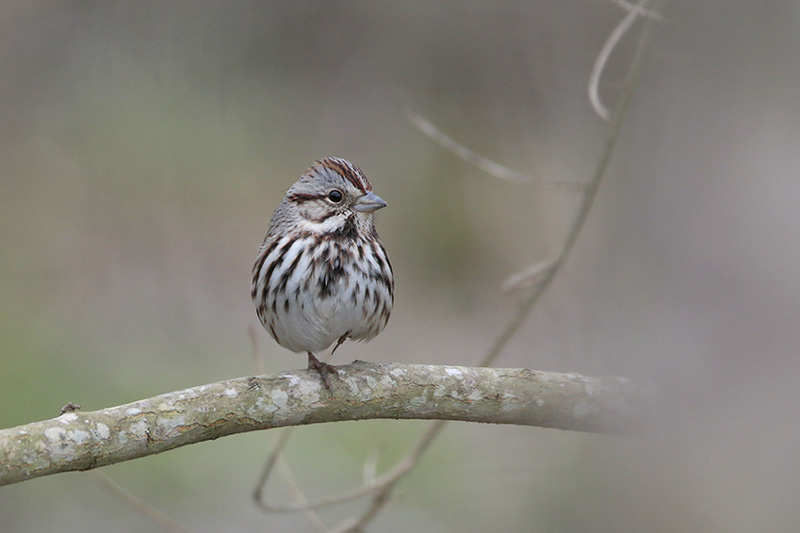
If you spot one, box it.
[2,1,800,531]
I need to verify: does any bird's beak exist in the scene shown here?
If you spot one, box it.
[353,191,387,213]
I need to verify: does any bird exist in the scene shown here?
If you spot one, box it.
[251,157,394,389]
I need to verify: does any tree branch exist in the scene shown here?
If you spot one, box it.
[0,362,649,487]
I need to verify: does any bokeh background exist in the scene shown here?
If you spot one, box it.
[2,1,800,531]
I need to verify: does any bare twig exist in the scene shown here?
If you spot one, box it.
[609,0,664,21]
[88,471,192,533]
[278,455,329,532]
[362,447,380,486]
[248,324,264,376]
[589,0,653,120]
[329,419,448,533]
[406,110,585,190]
[502,259,558,292]
[253,427,296,508]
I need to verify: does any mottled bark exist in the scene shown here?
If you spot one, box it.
[0,362,649,486]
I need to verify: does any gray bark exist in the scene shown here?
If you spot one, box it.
[0,362,650,486]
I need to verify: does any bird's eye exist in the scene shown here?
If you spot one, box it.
[327,190,343,203]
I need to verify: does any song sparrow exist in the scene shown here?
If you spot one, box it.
[251,157,394,389]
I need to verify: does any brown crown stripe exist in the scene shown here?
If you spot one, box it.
[318,157,372,193]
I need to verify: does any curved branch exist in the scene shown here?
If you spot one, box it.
[406,110,585,190]
[0,362,649,487]
[589,0,652,120]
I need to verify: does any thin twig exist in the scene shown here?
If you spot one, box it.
[253,427,296,507]
[406,110,585,191]
[589,0,652,120]
[329,420,448,533]
[251,423,441,512]
[609,0,664,20]
[88,471,192,533]
[248,324,264,376]
[278,455,329,532]
[502,259,558,292]
[362,447,380,486]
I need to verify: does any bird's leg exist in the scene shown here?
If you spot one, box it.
[331,331,350,355]
[307,352,338,390]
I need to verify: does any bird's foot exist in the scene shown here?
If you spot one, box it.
[307,352,339,391]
